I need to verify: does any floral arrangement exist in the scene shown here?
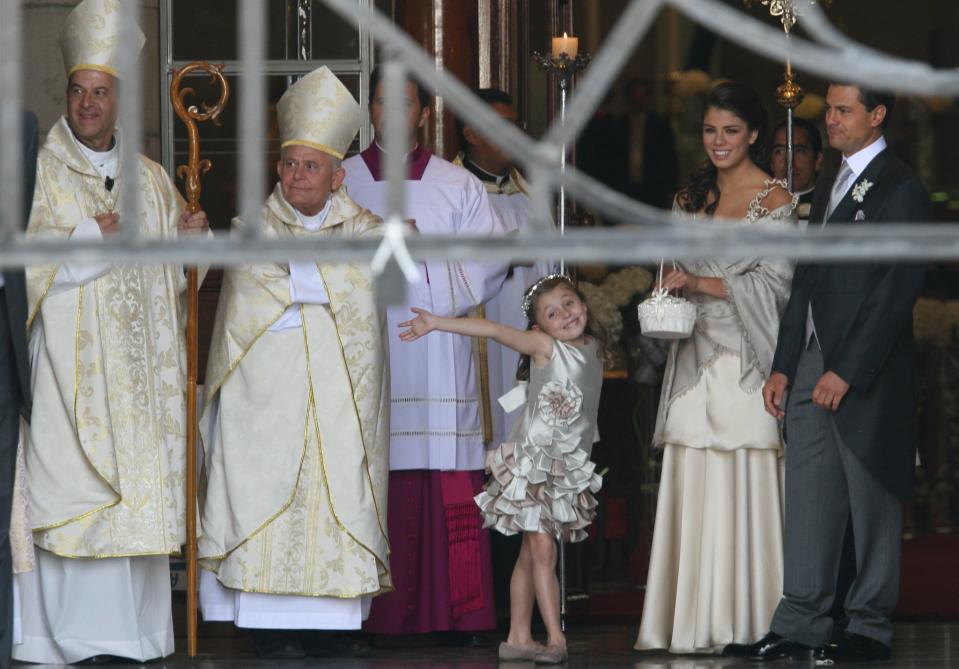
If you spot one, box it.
[578,281,623,342]
[601,266,654,306]
[579,266,658,374]
[911,297,959,533]
[914,298,959,348]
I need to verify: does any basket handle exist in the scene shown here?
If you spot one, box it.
[656,259,680,296]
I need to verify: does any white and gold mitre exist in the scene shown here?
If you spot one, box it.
[277,66,361,160]
[60,0,145,79]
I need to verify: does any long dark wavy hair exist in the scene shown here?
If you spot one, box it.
[678,81,770,216]
[515,276,614,382]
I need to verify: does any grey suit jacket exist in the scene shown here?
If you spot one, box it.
[2,110,38,414]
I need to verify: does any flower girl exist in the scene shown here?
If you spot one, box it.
[399,274,608,664]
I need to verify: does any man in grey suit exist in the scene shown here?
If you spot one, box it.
[749,84,930,663]
[1,109,39,669]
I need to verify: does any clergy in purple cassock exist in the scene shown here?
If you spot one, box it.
[453,88,556,448]
[343,69,513,637]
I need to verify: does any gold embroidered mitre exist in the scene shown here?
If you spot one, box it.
[277,66,361,159]
[60,0,145,79]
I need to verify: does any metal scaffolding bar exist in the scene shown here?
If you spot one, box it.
[0,223,956,267]
[239,0,267,237]
[0,0,24,242]
[118,0,144,240]
[2,0,959,268]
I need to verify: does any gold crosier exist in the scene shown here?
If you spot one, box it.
[170,62,230,658]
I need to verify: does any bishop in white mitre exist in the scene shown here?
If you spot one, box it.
[15,0,209,663]
[197,66,391,658]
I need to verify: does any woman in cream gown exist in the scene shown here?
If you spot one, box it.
[635,81,797,654]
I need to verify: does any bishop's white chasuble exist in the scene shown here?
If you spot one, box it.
[15,116,192,664]
[198,186,391,623]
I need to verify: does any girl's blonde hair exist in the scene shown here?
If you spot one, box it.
[516,275,614,381]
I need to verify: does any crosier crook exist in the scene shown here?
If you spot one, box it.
[170,61,230,659]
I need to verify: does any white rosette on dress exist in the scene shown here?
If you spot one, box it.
[475,378,602,542]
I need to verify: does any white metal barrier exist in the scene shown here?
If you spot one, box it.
[1,0,958,270]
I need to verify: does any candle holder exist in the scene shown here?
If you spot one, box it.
[532,51,592,92]
[533,51,591,276]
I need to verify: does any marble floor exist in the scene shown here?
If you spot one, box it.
[19,621,956,668]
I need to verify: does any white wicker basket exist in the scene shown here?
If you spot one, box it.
[637,260,697,340]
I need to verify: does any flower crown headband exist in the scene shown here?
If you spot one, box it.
[522,273,573,318]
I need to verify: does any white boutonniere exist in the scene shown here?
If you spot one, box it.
[851,179,874,203]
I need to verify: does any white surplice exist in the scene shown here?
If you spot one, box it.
[16,551,173,664]
[342,148,511,472]
[459,163,556,446]
[200,571,370,630]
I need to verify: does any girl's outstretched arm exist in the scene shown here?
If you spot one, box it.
[399,307,553,362]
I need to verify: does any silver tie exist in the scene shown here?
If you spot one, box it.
[826,161,854,220]
[807,162,855,346]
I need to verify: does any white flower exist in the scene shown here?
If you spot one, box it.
[536,379,583,429]
[851,179,874,203]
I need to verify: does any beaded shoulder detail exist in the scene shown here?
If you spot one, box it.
[745,178,799,223]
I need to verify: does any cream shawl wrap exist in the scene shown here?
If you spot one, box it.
[653,196,797,449]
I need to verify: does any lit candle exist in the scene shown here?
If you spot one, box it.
[551,32,579,58]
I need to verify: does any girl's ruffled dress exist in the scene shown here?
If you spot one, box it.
[475,339,603,542]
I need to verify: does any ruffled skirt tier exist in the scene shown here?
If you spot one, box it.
[475,438,602,543]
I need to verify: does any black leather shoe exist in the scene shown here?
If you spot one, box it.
[813,644,838,664]
[828,632,891,662]
[721,643,750,656]
[746,632,813,661]
[75,656,117,665]
[307,631,371,658]
[442,631,493,648]
[252,630,307,659]
[332,632,372,658]
[76,655,160,665]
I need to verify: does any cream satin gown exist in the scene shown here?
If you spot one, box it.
[636,192,792,654]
